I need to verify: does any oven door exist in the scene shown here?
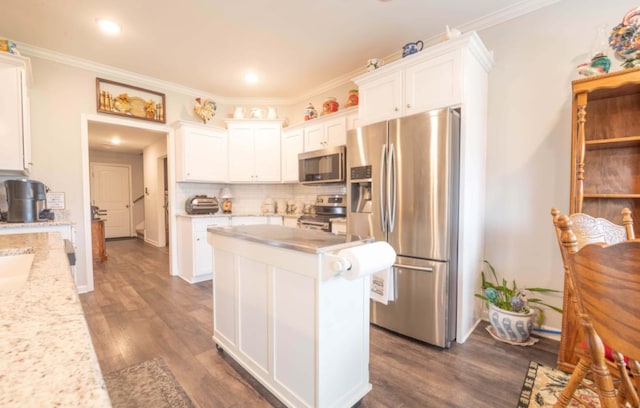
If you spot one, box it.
[298,218,330,232]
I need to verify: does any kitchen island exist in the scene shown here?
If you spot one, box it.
[207,225,379,408]
[0,232,110,407]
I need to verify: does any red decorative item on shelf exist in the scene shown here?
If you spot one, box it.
[322,97,339,114]
[346,89,359,107]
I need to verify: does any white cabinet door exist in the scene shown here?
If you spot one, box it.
[358,70,403,126]
[175,123,228,182]
[303,123,324,151]
[231,216,268,226]
[304,117,347,151]
[324,117,347,147]
[228,125,255,182]
[404,52,461,115]
[0,54,30,174]
[228,121,281,183]
[281,128,303,183]
[177,216,229,283]
[254,124,281,182]
[283,217,299,228]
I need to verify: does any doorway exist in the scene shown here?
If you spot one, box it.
[81,113,175,293]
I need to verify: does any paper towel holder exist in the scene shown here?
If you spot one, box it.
[322,253,352,281]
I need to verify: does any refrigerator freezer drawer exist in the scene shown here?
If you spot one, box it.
[370,258,451,347]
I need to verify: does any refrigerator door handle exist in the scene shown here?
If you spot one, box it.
[392,263,434,272]
[388,143,397,233]
[379,144,387,233]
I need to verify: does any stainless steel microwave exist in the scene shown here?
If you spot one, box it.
[298,145,346,185]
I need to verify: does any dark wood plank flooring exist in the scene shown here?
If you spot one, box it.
[80,238,559,408]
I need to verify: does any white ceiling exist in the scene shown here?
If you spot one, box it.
[88,122,166,154]
[1,0,557,100]
[1,0,558,153]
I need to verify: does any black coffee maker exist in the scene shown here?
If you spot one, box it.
[5,179,47,223]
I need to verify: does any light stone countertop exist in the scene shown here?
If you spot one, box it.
[0,232,111,407]
[0,220,74,229]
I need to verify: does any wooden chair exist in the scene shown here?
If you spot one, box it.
[554,216,640,408]
[550,208,635,373]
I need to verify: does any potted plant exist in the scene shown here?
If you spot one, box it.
[475,260,562,344]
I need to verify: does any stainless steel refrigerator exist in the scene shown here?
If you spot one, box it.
[346,108,460,348]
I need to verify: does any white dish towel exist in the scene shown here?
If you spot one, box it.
[370,267,395,305]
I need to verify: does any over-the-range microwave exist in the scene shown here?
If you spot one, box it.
[298,145,346,185]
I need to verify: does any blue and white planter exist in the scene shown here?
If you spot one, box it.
[488,303,535,343]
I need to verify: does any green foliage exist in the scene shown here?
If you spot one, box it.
[474,260,563,327]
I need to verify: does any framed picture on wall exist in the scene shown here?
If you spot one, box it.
[96,78,166,123]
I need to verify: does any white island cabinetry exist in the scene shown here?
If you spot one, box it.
[208,225,373,408]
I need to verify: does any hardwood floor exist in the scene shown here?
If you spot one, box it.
[80,238,559,408]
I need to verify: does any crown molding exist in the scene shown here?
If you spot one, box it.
[14,0,558,106]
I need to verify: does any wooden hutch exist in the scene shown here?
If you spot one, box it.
[560,66,640,372]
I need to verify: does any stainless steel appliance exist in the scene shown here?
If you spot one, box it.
[298,145,346,185]
[347,108,460,348]
[185,195,220,214]
[4,179,48,223]
[298,194,346,232]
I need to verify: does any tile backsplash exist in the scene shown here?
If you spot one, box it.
[175,182,346,215]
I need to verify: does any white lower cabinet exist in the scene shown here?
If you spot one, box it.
[230,216,282,226]
[209,233,371,408]
[176,216,229,283]
[283,216,299,228]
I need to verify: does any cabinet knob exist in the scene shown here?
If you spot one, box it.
[406,104,411,108]
[394,107,399,112]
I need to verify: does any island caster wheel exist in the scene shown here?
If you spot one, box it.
[215,343,223,352]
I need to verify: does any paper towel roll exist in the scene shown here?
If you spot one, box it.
[337,241,396,280]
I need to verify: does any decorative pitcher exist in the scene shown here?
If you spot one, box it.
[402,40,424,57]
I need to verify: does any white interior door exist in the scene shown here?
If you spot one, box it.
[91,163,133,238]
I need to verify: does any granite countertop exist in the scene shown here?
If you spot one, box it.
[0,232,111,407]
[0,220,74,229]
[208,224,372,254]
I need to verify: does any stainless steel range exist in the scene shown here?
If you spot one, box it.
[298,194,346,232]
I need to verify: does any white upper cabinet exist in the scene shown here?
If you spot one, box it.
[353,34,489,126]
[227,120,282,183]
[0,53,31,175]
[282,127,304,183]
[304,115,347,151]
[174,121,228,183]
[284,107,356,154]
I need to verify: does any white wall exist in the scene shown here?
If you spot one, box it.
[476,0,638,331]
[142,138,167,246]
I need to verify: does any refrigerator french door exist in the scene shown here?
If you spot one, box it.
[347,108,460,348]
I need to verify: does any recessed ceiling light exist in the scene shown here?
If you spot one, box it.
[111,136,121,145]
[245,72,258,84]
[97,19,121,35]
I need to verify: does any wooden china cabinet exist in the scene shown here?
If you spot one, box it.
[560,67,640,372]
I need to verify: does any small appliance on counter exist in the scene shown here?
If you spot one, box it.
[4,179,48,223]
[185,195,219,215]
